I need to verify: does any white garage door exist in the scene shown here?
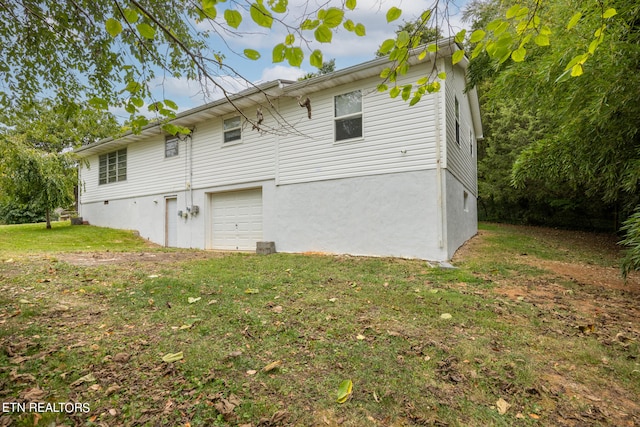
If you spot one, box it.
[209,189,263,250]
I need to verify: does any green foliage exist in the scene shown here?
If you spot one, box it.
[620,207,640,278]
[0,200,46,225]
[0,136,75,229]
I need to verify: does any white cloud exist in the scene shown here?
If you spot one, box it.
[258,65,307,83]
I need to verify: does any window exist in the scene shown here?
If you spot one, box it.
[454,96,460,146]
[165,136,179,158]
[223,116,242,143]
[99,149,127,185]
[470,130,474,156]
[334,90,362,142]
[463,191,469,212]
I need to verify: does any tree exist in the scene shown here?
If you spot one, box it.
[299,59,336,80]
[0,100,120,225]
[0,0,620,133]
[0,136,75,229]
[376,18,442,57]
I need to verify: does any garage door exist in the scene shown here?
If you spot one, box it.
[209,189,263,250]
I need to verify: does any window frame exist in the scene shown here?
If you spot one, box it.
[454,96,460,147]
[334,90,363,143]
[165,135,179,158]
[99,148,127,185]
[223,116,242,145]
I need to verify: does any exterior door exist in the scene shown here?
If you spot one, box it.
[209,189,262,250]
[165,197,178,247]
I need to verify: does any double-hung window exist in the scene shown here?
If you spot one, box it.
[165,136,179,158]
[99,149,127,185]
[334,90,362,142]
[223,116,242,143]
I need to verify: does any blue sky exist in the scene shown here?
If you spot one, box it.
[112,0,468,121]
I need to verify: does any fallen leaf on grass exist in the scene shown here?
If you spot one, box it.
[496,398,511,415]
[70,373,96,387]
[187,297,201,304]
[245,289,259,294]
[162,352,184,362]
[20,387,46,401]
[440,313,452,320]
[246,370,257,375]
[356,334,366,340]
[262,360,282,373]
[336,379,353,403]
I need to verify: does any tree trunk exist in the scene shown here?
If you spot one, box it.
[46,209,51,229]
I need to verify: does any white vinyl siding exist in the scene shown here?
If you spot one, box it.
[444,62,477,196]
[277,68,440,185]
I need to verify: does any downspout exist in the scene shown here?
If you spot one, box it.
[433,59,445,252]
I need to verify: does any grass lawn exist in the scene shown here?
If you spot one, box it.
[0,222,638,426]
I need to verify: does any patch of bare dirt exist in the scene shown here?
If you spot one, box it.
[56,250,225,267]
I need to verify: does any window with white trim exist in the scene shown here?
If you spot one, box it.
[223,116,242,143]
[334,90,362,142]
[165,136,179,158]
[99,149,127,185]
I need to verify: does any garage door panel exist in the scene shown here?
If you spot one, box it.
[209,189,262,250]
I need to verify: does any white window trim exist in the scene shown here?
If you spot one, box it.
[98,148,127,185]
[222,116,243,146]
[333,90,364,144]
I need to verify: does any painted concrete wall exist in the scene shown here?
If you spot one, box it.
[271,170,446,260]
[444,170,478,259]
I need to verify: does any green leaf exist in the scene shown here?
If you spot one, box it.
[418,50,427,60]
[354,23,366,36]
[401,85,412,101]
[270,0,288,13]
[137,23,156,39]
[588,39,599,54]
[567,12,582,29]
[224,9,243,29]
[244,49,261,60]
[469,29,486,43]
[285,33,295,45]
[452,49,465,65]
[379,39,396,55]
[343,19,355,32]
[380,67,391,79]
[377,83,388,92]
[287,46,304,67]
[571,63,583,77]
[301,19,319,30]
[131,97,144,108]
[397,30,410,48]
[124,81,142,94]
[105,18,123,37]
[410,94,422,106]
[89,97,109,110]
[162,352,184,362]
[346,0,357,10]
[454,29,466,44]
[310,49,323,68]
[506,5,520,19]
[426,43,439,53]
[314,24,332,43]
[602,8,616,19]
[511,47,526,62]
[336,379,353,403]
[389,86,401,98]
[122,8,139,24]
[386,7,402,23]
[272,43,286,62]
[323,8,344,28]
[534,34,550,46]
[164,99,178,110]
[437,72,447,80]
[250,3,273,28]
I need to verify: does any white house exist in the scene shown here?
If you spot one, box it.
[75,40,483,261]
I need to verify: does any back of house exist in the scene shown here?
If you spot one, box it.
[76,39,482,261]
